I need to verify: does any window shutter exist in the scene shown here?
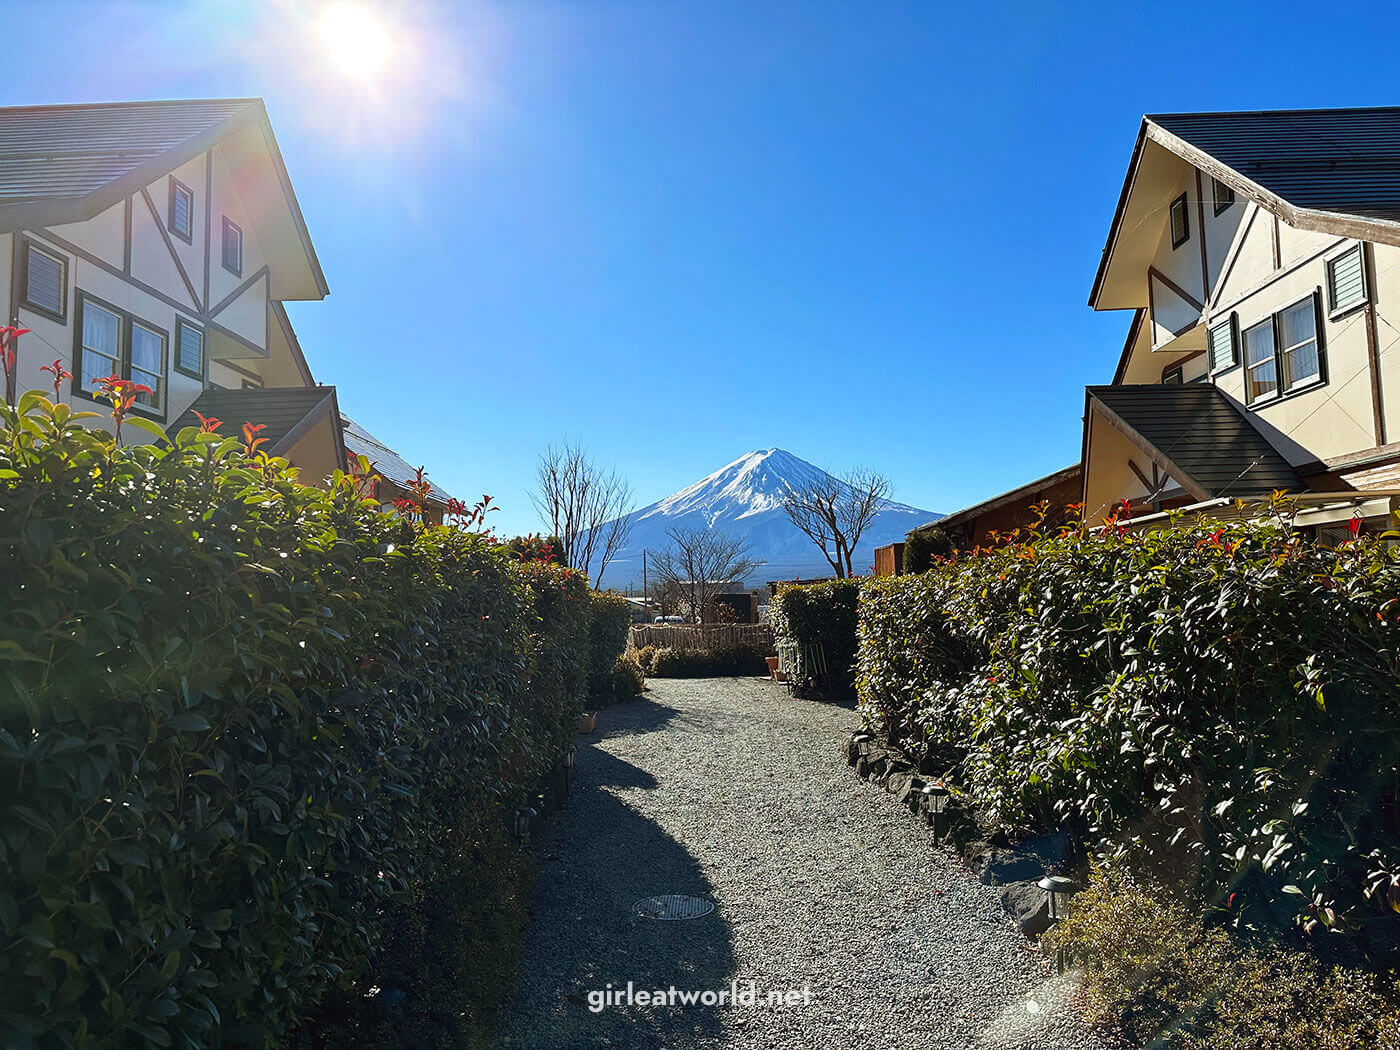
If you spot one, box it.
[177,322,204,376]
[1208,315,1237,372]
[172,190,189,236]
[1327,246,1366,313]
[221,218,242,274]
[25,245,63,314]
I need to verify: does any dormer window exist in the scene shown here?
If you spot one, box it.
[221,216,243,277]
[168,177,193,243]
[1212,177,1235,215]
[1169,193,1190,248]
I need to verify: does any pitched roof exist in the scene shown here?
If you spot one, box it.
[0,98,255,204]
[169,385,341,458]
[1087,384,1301,498]
[1091,107,1400,309]
[341,415,455,504]
[1149,107,1400,223]
[913,464,1082,533]
[0,98,327,297]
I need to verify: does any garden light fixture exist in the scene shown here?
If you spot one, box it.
[922,781,950,838]
[1038,874,1080,973]
[513,806,537,841]
[1037,874,1079,922]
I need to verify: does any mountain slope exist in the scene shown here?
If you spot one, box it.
[596,449,940,589]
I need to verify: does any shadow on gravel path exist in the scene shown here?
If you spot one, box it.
[501,679,1109,1050]
[502,697,735,1048]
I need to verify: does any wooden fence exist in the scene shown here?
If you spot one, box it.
[628,623,775,652]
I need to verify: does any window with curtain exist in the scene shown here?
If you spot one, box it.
[79,299,121,394]
[1242,294,1325,405]
[129,322,165,411]
[1244,318,1278,403]
[76,295,169,416]
[1279,299,1320,390]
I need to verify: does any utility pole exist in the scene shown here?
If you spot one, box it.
[642,550,648,617]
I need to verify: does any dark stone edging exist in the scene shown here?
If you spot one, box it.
[846,732,1077,938]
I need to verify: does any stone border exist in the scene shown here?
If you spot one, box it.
[846,732,1079,938]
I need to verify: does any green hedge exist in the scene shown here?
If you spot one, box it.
[586,591,635,703]
[857,507,1400,937]
[902,526,952,574]
[770,579,861,695]
[0,393,589,1048]
[641,645,770,678]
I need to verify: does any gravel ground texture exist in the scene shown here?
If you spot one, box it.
[500,676,1113,1050]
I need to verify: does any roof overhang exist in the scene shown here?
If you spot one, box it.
[1090,116,1400,311]
[918,464,1083,533]
[0,101,264,234]
[1084,389,1212,502]
[0,100,327,301]
[269,386,341,462]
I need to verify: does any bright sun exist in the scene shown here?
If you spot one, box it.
[316,1,395,79]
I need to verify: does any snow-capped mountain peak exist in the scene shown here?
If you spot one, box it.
[599,449,941,589]
[646,448,829,521]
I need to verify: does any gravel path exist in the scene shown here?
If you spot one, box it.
[500,676,1111,1050]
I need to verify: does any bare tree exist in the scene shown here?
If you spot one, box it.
[781,467,892,578]
[649,527,762,624]
[532,440,635,586]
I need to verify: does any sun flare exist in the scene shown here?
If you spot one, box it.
[316,1,395,79]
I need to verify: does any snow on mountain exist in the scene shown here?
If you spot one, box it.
[596,449,941,589]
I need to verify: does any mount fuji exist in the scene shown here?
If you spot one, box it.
[596,449,940,590]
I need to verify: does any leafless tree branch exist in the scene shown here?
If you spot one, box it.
[648,526,761,623]
[532,439,635,587]
[781,467,892,578]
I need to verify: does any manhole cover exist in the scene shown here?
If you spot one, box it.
[635,894,715,920]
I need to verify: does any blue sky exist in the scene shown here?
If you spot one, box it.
[6,1,1400,535]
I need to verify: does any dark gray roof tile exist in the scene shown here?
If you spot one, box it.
[1149,108,1400,223]
[1089,384,1301,497]
[340,415,455,504]
[0,99,257,205]
[169,385,337,456]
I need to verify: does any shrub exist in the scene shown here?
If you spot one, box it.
[771,579,861,695]
[586,591,634,703]
[517,559,594,762]
[648,645,770,678]
[0,393,588,1048]
[633,645,659,676]
[1044,868,1400,1049]
[501,532,562,563]
[856,502,1400,940]
[902,525,952,574]
[610,653,646,700]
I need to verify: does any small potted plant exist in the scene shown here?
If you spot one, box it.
[577,711,597,734]
[765,655,780,680]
